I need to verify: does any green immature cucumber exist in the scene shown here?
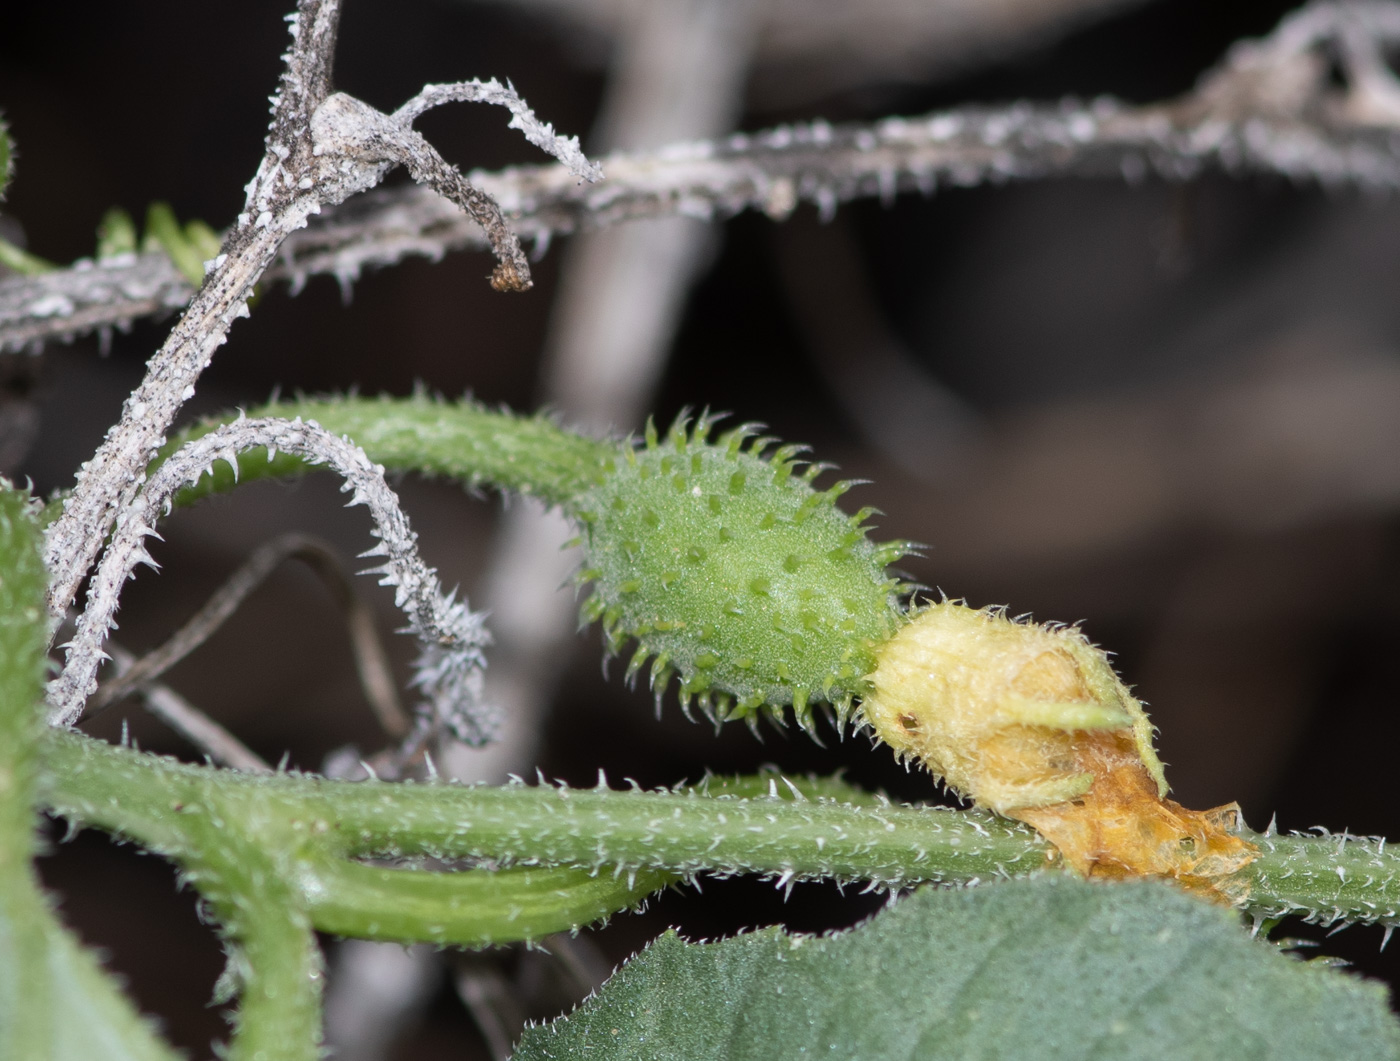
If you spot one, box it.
[163,398,913,726]
[574,415,908,728]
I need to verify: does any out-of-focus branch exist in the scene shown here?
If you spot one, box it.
[495,0,1156,106]
[0,252,190,353]
[8,1,1400,354]
[105,643,274,774]
[87,533,407,737]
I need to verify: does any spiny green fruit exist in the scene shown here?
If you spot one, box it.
[571,415,912,731]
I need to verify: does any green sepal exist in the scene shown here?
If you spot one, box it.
[999,696,1133,731]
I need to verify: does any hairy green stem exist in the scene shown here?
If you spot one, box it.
[40,730,1046,887]
[163,395,612,510]
[304,860,677,946]
[41,730,1400,930]
[311,777,1040,884]
[203,839,324,1061]
[49,722,328,1060]
[1240,829,1400,928]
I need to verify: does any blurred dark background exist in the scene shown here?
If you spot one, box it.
[8,0,1400,1056]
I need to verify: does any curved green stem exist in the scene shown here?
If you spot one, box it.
[204,840,323,1061]
[40,730,1048,887]
[46,721,324,1060]
[303,859,676,946]
[162,396,613,510]
[38,730,204,861]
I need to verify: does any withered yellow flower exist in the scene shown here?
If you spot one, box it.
[861,602,1256,901]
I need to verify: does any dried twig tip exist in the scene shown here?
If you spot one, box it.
[489,260,532,293]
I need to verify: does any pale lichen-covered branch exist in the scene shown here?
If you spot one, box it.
[36,0,597,630]
[8,1,1400,355]
[48,417,491,743]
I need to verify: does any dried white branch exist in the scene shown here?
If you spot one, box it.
[393,78,603,182]
[270,90,1400,290]
[37,0,596,624]
[40,0,345,627]
[309,91,532,292]
[272,0,1400,287]
[47,416,493,744]
[0,252,192,353]
[9,0,1400,351]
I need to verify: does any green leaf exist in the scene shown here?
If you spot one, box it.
[0,483,179,1060]
[141,202,219,286]
[0,116,11,201]
[515,876,1400,1061]
[0,891,183,1061]
[97,208,139,260]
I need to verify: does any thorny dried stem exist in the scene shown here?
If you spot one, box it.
[0,252,192,353]
[5,0,1400,354]
[87,532,407,738]
[47,416,492,743]
[39,0,342,628]
[393,81,602,181]
[37,0,598,627]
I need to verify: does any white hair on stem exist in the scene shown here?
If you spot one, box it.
[47,416,494,744]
